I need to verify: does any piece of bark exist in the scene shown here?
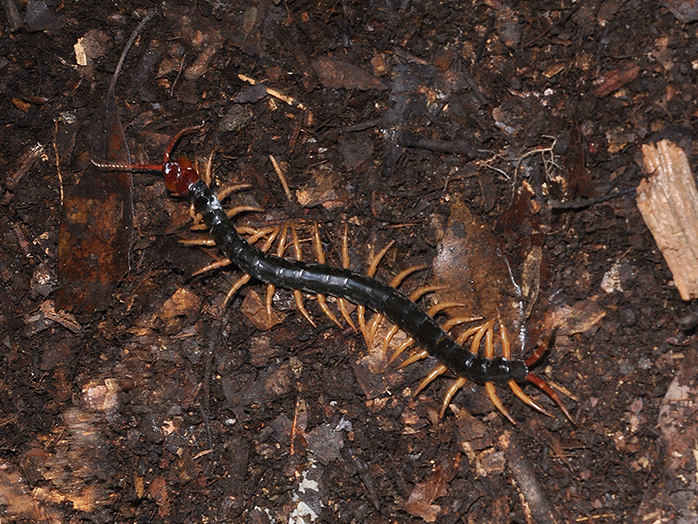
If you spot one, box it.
[637,140,698,300]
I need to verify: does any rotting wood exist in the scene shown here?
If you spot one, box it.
[637,140,698,300]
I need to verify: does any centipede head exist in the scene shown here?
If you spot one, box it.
[163,157,198,196]
[91,126,203,197]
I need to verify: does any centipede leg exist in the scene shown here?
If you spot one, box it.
[359,241,395,347]
[379,278,433,360]
[397,348,428,368]
[482,322,516,425]
[338,224,357,332]
[290,225,317,328]
[387,337,414,365]
[223,227,280,307]
[383,304,470,367]
[500,322,553,418]
[522,328,573,421]
[413,364,448,396]
[192,257,233,276]
[440,377,467,420]
[191,206,263,231]
[311,224,343,329]
[265,225,289,323]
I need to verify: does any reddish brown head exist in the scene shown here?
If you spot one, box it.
[163,157,199,196]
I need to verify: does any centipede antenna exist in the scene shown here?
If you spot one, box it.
[439,377,467,420]
[91,159,164,172]
[164,125,204,163]
[526,373,573,422]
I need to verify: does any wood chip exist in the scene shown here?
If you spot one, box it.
[637,140,698,300]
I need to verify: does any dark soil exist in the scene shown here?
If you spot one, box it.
[2,1,697,523]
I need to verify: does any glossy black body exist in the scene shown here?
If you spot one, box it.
[189,180,529,385]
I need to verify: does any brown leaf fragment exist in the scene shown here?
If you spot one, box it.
[56,103,133,315]
[158,288,201,321]
[434,201,524,352]
[0,467,41,519]
[507,434,564,524]
[637,140,698,300]
[636,348,698,521]
[405,455,460,522]
[312,57,387,91]
[241,289,284,330]
[184,30,224,81]
[557,298,606,336]
[149,476,170,518]
[40,300,82,333]
[593,63,640,97]
[662,0,698,22]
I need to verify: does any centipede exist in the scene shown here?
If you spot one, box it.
[94,127,572,424]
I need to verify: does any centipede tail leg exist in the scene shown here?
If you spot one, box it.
[521,328,573,421]
[500,323,554,418]
[525,373,573,422]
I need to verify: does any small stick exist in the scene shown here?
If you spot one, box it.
[238,73,306,109]
[269,154,293,202]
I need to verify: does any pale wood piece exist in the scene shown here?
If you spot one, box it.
[637,140,698,300]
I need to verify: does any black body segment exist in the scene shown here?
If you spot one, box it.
[189,180,528,386]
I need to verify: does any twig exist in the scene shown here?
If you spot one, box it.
[109,8,157,94]
[269,154,293,201]
[238,73,307,109]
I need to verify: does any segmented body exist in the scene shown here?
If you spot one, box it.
[189,178,528,386]
[93,128,571,422]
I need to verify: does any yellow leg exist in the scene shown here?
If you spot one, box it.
[440,377,467,420]
[414,365,448,396]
